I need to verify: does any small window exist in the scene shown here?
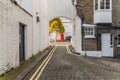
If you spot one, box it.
[117,34,120,46]
[84,27,95,38]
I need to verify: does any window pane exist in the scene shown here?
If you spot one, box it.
[118,34,120,37]
[87,28,90,31]
[106,0,110,9]
[91,28,93,31]
[87,33,89,35]
[100,0,104,9]
[85,28,87,31]
[84,27,94,37]
[106,6,110,9]
[106,2,110,5]
[100,0,104,3]
[118,35,120,40]
[95,0,98,10]
[92,32,93,35]
[118,42,120,45]
[89,32,91,35]
[110,34,113,45]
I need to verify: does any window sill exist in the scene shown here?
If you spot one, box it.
[110,45,113,47]
[84,36,96,39]
[94,9,112,12]
[117,45,120,47]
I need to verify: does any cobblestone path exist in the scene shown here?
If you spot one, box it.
[39,46,120,80]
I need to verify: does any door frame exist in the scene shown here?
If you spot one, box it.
[101,33,113,57]
[19,23,27,62]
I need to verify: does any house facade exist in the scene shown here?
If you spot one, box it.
[77,0,120,57]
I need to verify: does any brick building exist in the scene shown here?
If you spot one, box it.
[76,0,120,57]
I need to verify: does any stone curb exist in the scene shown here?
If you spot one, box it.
[69,45,81,55]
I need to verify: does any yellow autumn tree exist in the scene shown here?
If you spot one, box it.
[49,18,65,33]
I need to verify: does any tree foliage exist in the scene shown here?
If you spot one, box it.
[49,18,65,33]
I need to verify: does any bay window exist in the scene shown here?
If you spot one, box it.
[94,0,112,24]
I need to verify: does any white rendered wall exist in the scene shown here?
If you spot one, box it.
[0,0,33,75]
[64,23,73,37]
[39,0,49,50]
[72,15,82,53]
[81,51,102,57]
[32,0,41,54]
[60,17,73,37]
[94,11,112,24]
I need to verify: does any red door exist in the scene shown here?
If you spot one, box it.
[60,34,64,42]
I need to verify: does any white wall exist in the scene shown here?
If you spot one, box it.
[63,23,73,38]
[32,0,41,54]
[94,11,112,24]
[81,51,102,57]
[39,0,49,50]
[0,0,33,75]
[60,17,73,37]
[72,15,82,53]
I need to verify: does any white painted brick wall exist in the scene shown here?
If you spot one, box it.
[0,0,33,75]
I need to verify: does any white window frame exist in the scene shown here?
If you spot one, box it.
[100,0,110,9]
[117,33,120,47]
[84,26,95,38]
[95,0,98,10]
[94,0,111,11]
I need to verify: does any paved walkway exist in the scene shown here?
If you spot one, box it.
[38,46,120,80]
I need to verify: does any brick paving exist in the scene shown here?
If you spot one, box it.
[39,46,120,80]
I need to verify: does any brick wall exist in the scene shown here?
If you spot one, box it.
[112,0,120,26]
[82,38,98,51]
[82,27,98,51]
[77,0,94,24]
[0,0,33,75]
[77,0,97,51]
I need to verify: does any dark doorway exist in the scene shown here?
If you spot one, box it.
[19,23,25,62]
